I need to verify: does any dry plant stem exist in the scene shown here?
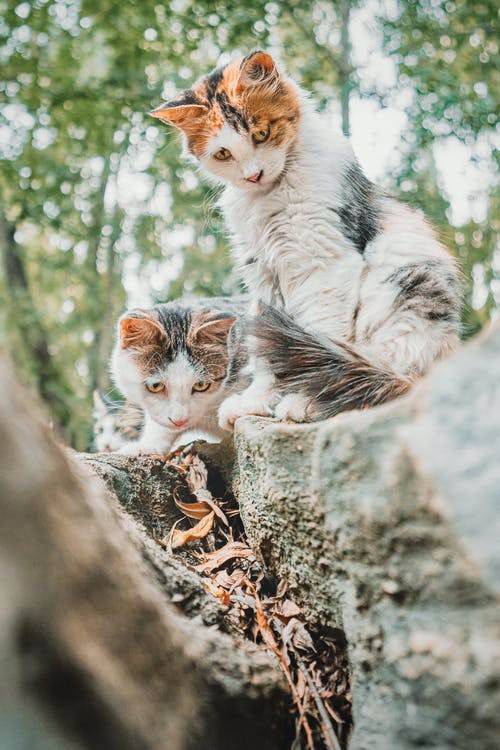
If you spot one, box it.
[249,582,316,750]
[165,443,352,749]
[294,649,343,750]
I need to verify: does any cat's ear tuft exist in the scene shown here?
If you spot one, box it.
[190,313,236,347]
[93,390,107,415]
[238,51,279,90]
[119,313,166,350]
[150,92,208,129]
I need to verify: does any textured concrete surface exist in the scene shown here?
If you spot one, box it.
[235,324,500,750]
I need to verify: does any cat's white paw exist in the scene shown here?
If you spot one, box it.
[117,442,144,455]
[218,392,273,431]
[274,393,310,423]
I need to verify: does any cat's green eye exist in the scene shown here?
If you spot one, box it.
[192,380,210,393]
[252,126,270,144]
[213,147,232,161]
[146,381,165,393]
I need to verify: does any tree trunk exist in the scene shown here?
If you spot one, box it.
[0,217,71,431]
[85,156,112,396]
[338,0,352,137]
[95,205,124,393]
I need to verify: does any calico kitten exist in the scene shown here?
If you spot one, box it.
[110,296,247,454]
[92,391,143,452]
[152,51,462,426]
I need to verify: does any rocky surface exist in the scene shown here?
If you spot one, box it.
[0,359,291,750]
[1,323,498,750]
[234,323,500,750]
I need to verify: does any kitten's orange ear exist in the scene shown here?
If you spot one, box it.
[190,313,236,347]
[119,313,166,350]
[237,51,279,91]
[150,92,208,130]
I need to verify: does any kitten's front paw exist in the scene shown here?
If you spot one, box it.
[274,394,310,423]
[117,441,146,455]
[218,393,273,431]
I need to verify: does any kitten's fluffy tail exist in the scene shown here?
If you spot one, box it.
[248,305,412,419]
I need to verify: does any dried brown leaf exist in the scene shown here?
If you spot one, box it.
[170,511,215,549]
[173,483,228,525]
[174,497,212,520]
[184,453,208,492]
[173,484,211,519]
[282,617,315,652]
[276,578,288,598]
[255,601,280,653]
[273,599,302,622]
[203,577,231,606]
[193,488,228,525]
[194,541,253,573]
[214,568,246,590]
[281,599,302,618]
[295,668,307,700]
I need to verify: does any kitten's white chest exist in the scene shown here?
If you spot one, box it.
[221,179,363,340]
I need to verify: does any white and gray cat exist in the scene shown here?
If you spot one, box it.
[152,51,462,427]
[92,391,142,452]
[110,296,247,455]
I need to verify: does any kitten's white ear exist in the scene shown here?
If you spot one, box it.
[150,93,208,130]
[238,51,279,90]
[119,313,166,350]
[93,390,107,415]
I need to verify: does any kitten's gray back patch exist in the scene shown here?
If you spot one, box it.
[335,162,381,255]
[387,261,462,324]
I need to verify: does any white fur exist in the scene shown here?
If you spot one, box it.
[218,368,276,430]
[200,123,289,192]
[198,93,459,428]
[111,346,236,455]
[274,393,310,423]
[170,428,221,451]
[92,391,126,452]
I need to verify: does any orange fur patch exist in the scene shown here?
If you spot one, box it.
[120,313,166,351]
[153,52,301,157]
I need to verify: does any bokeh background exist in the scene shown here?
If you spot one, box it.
[0,0,498,449]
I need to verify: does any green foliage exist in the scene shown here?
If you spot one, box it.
[378,0,499,332]
[0,0,497,447]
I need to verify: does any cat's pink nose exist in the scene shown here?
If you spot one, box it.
[246,170,263,183]
[170,418,188,428]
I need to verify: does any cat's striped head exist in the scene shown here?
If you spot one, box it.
[111,303,237,432]
[151,51,301,190]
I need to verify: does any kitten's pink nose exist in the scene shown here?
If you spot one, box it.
[246,170,263,183]
[170,418,188,428]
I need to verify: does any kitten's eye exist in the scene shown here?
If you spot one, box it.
[192,380,210,393]
[252,126,270,144]
[213,147,232,161]
[146,382,165,393]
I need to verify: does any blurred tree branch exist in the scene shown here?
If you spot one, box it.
[0,215,71,432]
